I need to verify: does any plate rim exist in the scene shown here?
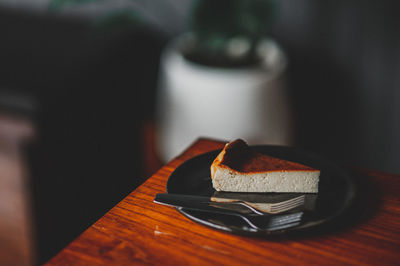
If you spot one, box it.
[166,145,357,236]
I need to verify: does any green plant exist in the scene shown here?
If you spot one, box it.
[182,0,276,68]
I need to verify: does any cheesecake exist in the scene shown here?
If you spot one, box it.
[210,139,320,193]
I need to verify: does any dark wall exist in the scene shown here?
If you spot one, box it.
[270,0,400,173]
[0,7,162,264]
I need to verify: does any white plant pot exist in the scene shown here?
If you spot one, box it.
[156,36,291,162]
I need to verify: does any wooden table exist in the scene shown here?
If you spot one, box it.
[47,138,400,265]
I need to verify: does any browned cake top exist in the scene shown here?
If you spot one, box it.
[218,139,318,173]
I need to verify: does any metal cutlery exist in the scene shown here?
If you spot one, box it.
[236,211,303,231]
[154,193,305,231]
[154,193,305,215]
[210,194,305,214]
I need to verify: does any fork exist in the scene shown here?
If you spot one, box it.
[233,211,304,231]
[176,205,304,231]
[210,195,306,215]
[154,193,305,215]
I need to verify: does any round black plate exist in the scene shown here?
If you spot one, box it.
[166,145,356,236]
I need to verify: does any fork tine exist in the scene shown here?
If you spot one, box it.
[241,195,305,214]
[270,195,305,207]
[269,200,305,213]
[270,201,304,213]
[241,212,304,230]
[268,212,303,225]
[270,203,302,213]
[270,196,305,210]
[270,198,304,209]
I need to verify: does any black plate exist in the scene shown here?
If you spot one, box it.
[166,145,356,236]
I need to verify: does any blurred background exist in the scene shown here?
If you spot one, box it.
[0,0,398,264]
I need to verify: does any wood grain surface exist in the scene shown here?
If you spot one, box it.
[46,138,400,265]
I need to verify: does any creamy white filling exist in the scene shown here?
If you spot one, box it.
[212,168,319,193]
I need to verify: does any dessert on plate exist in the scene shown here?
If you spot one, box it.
[210,139,320,193]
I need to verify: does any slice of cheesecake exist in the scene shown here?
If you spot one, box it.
[210,139,320,193]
